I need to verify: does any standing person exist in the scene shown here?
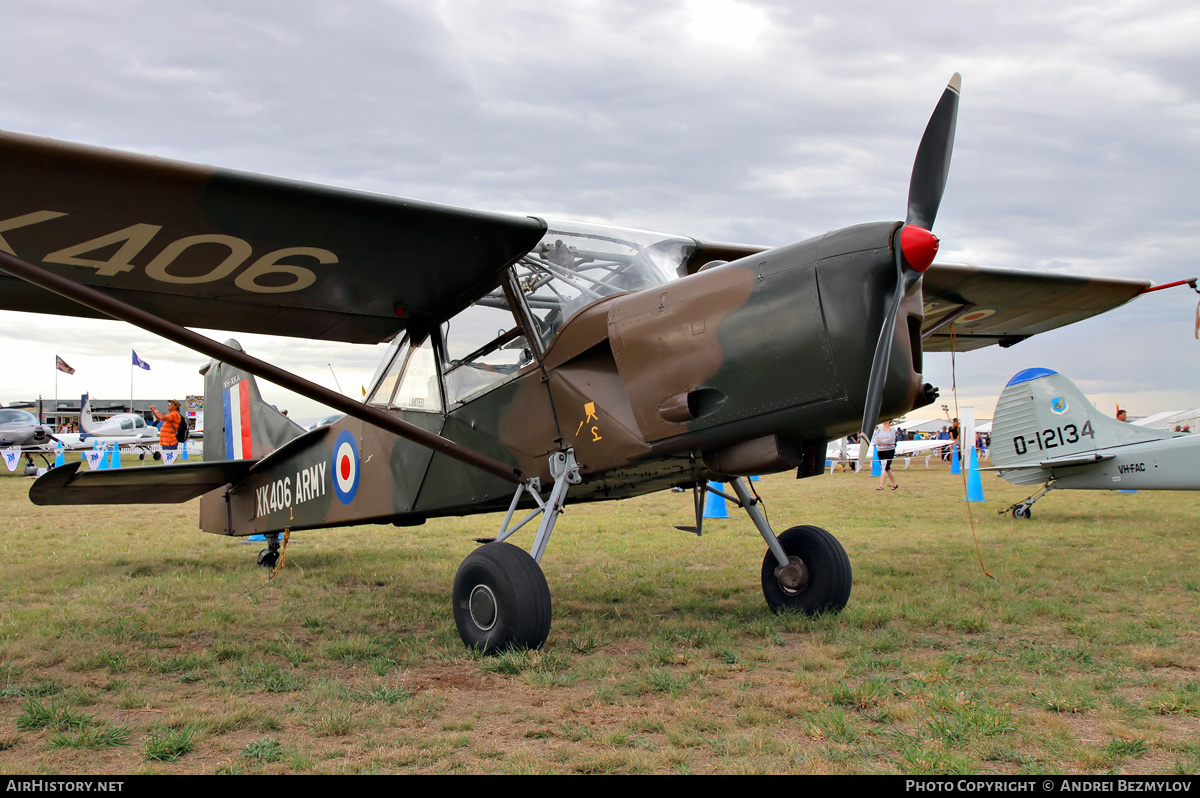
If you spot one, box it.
[150,399,183,451]
[873,420,899,491]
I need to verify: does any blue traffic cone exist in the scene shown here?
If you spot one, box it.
[702,481,728,519]
[181,442,189,460]
[248,534,267,542]
[950,441,961,474]
[54,442,64,468]
[109,444,122,469]
[966,447,985,502]
[871,446,881,477]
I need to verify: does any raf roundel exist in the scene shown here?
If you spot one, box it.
[332,430,360,504]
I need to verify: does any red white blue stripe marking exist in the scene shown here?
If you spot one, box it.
[223,380,253,459]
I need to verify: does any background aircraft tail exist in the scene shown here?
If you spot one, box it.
[991,368,1174,471]
[78,393,98,438]
[200,339,305,461]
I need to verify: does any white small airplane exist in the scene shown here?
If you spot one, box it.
[988,368,1200,517]
[51,394,161,449]
[826,436,953,469]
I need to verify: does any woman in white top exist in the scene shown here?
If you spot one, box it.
[872,420,899,490]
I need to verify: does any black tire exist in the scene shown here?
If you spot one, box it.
[257,548,279,568]
[1013,505,1031,520]
[761,525,852,615]
[453,542,551,654]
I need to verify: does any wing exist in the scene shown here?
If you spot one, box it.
[920,263,1149,352]
[0,130,546,344]
[687,246,1149,352]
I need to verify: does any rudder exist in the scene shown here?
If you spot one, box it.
[200,339,305,461]
[992,368,1172,468]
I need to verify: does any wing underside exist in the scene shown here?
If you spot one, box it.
[920,263,1149,352]
[0,130,546,344]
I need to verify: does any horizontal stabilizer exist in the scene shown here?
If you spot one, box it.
[30,460,256,505]
[983,452,1113,471]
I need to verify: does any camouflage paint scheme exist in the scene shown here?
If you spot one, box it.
[3,83,1148,542]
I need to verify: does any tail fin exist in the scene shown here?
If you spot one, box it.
[992,368,1173,471]
[78,393,97,439]
[200,339,305,461]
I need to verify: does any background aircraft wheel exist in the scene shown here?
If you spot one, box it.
[453,542,551,654]
[257,548,279,568]
[761,525,852,615]
[1013,505,1032,519]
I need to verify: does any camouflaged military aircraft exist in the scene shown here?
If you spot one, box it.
[0,74,1152,652]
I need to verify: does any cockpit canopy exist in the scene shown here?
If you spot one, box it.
[366,220,697,411]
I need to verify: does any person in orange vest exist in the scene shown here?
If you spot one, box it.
[150,399,183,451]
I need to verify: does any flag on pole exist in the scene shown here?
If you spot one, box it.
[55,355,75,375]
[132,350,151,370]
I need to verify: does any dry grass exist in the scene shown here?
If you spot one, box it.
[1,460,1198,774]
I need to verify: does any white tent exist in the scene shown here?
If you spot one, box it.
[1132,409,1200,431]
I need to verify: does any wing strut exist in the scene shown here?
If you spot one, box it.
[0,251,526,485]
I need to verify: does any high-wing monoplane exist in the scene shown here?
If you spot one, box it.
[988,368,1200,517]
[0,74,1153,652]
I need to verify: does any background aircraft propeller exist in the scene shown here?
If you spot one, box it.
[860,73,960,446]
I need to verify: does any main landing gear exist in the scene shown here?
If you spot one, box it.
[450,455,853,655]
[727,479,852,615]
[452,450,578,654]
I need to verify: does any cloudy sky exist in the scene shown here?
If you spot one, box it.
[0,0,1197,423]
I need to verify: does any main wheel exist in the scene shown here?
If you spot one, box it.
[1013,504,1032,519]
[761,525,852,615]
[453,542,552,654]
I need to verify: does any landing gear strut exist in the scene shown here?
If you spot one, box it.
[1000,479,1056,520]
[257,533,281,568]
[452,449,579,653]
[728,478,852,615]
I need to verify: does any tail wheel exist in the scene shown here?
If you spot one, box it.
[761,525,852,614]
[453,542,551,654]
[1013,505,1032,519]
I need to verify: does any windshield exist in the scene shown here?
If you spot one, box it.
[0,409,36,424]
[513,220,697,349]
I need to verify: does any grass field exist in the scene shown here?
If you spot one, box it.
[0,459,1197,774]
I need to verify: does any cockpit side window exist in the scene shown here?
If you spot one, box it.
[394,335,442,412]
[367,335,411,407]
[439,291,532,407]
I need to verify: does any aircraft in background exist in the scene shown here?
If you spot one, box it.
[0,407,55,448]
[826,436,951,469]
[48,394,161,449]
[0,74,1157,653]
[988,368,1200,517]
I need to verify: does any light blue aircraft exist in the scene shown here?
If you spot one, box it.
[989,368,1200,517]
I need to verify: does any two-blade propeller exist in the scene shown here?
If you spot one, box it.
[859,73,960,448]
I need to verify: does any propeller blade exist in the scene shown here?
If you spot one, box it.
[906,73,960,230]
[860,73,960,447]
[860,247,906,446]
